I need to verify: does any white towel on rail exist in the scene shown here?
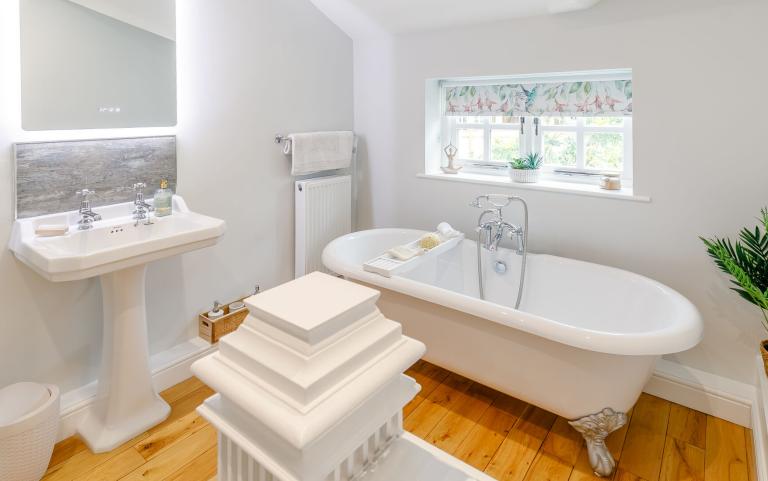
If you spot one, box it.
[288,131,354,175]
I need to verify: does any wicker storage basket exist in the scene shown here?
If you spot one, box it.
[199,299,250,344]
[0,383,60,481]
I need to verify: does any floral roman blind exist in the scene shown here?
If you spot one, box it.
[444,79,632,117]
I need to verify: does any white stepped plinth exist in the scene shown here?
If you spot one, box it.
[192,272,495,481]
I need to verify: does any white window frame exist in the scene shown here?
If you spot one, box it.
[537,117,633,185]
[442,115,633,186]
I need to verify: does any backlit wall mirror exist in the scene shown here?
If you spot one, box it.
[20,0,177,131]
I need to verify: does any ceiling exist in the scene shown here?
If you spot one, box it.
[341,0,603,32]
[66,0,175,40]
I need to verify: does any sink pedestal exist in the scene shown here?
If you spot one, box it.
[78,264,170,453]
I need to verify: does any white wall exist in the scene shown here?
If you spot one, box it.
[307,0,398,229]
[356,0,768,384]
[174,0,353,343]
[0,0,352,392]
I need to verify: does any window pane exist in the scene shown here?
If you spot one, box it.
[490,116,521,125]
[542,131,577,167]
[585,133,623,170]
[491,129,520,162]
[585,117,624,127]
[541,116,576,126]
[456,116,484,125]
[457,129,484,160]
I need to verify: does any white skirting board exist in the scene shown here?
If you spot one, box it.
[56,338,217,442]
[644,358,755,428]
[753,355,768,481]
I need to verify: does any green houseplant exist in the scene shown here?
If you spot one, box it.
[701,208,768,374]
[509,153,544,183]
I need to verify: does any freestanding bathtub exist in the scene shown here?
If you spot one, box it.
[322,228,703,477]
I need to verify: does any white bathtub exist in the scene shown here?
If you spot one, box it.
[323,228,702,475]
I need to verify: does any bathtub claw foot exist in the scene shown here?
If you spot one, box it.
[569,408,627,478]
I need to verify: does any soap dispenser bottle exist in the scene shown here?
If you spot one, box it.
[154,179,173,217]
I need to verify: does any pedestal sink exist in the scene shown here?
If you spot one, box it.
[9,196,225,453]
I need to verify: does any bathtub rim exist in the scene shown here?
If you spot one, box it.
[322,228,703,357]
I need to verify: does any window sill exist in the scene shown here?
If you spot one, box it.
[417,172,651,202]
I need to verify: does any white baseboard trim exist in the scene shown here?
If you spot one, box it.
[56,338,217,442]
[753,355,768,481]
[644,358,755,428]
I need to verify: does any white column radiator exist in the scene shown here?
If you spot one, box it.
[295,175,352,278]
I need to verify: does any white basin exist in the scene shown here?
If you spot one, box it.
[9,196,225,453]
[9,196,225,282]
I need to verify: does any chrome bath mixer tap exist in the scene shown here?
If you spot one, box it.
[470,194,530,308]
[471,198,525,254]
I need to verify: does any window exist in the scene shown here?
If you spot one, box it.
[437,71,633,185]
[540,116,631,174]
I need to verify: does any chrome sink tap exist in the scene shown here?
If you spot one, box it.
[76,189,101,230]
[132,183,154,226]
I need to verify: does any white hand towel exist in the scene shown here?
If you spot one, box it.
[289,131,354,175]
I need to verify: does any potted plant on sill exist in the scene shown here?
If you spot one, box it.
[509,153,543,183]
[701,208,768,375]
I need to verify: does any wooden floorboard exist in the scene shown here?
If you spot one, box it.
[403,361,451,418]
[45,361,756,481]
[483,405,558,481]
[425,381,498,454]
[667,404,707,451]
[704,416,749,481]
[618,393,672,481]
[658,437,705,481]
[454,395,529,471]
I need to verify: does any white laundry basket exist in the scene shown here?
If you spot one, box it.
[0,383,60,481]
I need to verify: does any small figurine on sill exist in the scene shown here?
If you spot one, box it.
[441,143,462,174]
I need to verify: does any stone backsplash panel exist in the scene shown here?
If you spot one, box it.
[14,136,176,218]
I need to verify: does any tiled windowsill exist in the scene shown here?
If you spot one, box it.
[417,172,651,203]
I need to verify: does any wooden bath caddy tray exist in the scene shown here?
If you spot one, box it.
[363,233,464,278]
[199,297,250,344]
